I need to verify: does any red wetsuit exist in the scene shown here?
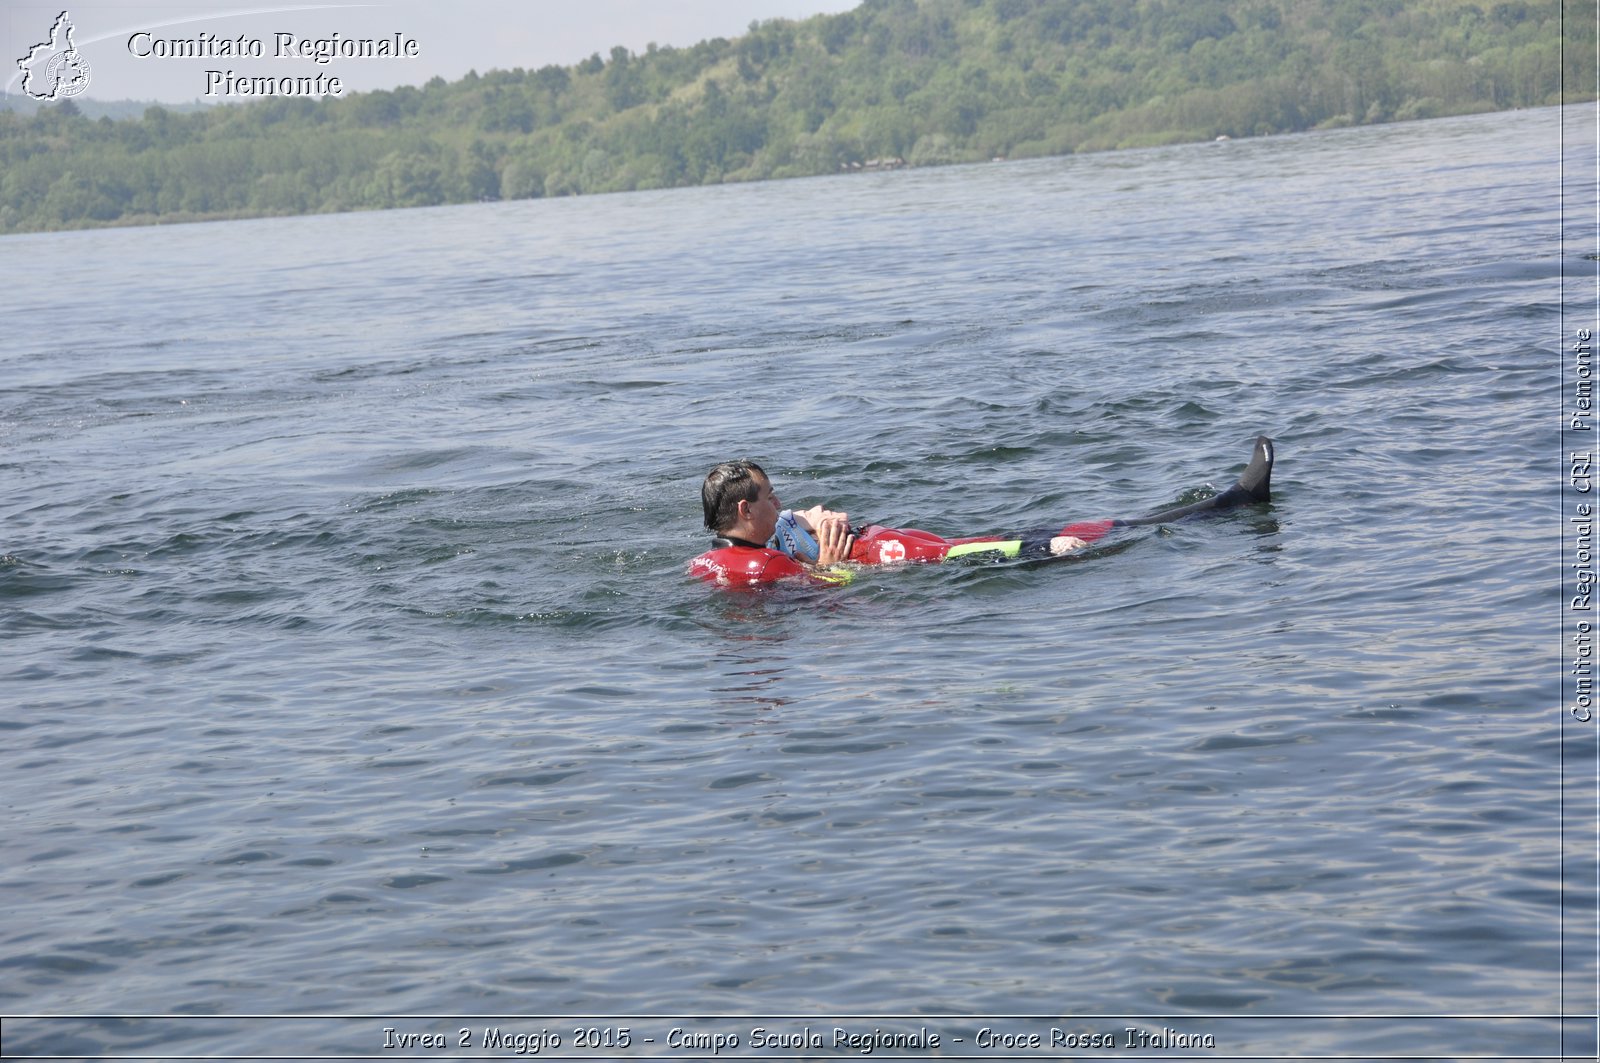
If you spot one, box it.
[688,521,1115,586]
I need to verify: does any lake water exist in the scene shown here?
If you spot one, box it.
[2,106,1595,1060]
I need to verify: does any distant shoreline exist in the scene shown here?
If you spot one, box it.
[2,0,1587,236]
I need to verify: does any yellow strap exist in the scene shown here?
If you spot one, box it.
[945,539,1022,560]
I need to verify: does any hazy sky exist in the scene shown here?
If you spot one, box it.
[5,1,862,104]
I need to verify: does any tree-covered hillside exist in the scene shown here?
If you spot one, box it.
[0,0,1588,234]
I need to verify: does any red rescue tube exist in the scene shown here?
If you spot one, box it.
[688,519,1117,584]
[686,545,811,586]
[847,520,1114,565]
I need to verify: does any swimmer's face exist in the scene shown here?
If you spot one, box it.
[743,474,781,543]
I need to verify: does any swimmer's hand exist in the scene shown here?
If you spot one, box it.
[814,518,856,566]
[793,504,848,533]
[1049,535,1089,556]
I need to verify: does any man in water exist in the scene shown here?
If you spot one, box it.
[689,458,1091,586]
[691,460,856,584]
[688,436,1272,586]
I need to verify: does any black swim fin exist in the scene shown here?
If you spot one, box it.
[1117,435,1273,527]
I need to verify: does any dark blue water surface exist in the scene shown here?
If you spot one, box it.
[1,106,1593,1059]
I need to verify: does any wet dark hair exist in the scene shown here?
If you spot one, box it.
[702,459,767,532]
